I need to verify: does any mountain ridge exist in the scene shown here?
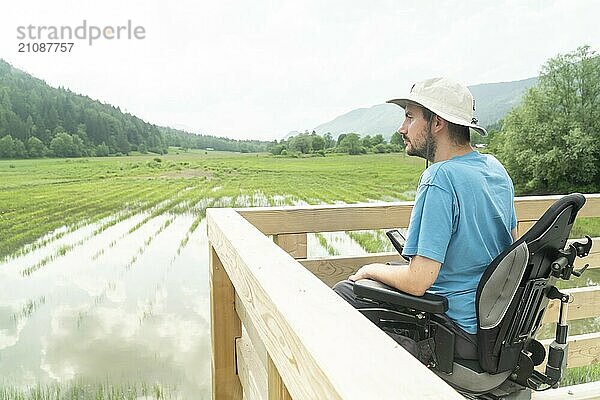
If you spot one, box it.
[287,77,538,140]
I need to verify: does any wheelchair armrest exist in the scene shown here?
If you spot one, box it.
[353,279,448,314]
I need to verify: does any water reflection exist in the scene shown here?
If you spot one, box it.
[0,211,211,398]
[308,232,369,258]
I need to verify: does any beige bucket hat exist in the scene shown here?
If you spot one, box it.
[387,77,487,136]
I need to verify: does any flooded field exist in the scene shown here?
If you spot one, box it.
[0,197,403,399]
[1,208,212,398]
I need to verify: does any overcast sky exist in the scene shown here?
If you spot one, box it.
[0,0,598,140]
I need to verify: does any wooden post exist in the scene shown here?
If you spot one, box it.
[517,220,537,238]
[268,355,292,400]
[273,233,307,259]
[210,245,243,400]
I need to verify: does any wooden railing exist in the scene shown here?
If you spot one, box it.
[208,194,600,399]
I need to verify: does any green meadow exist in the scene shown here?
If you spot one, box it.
[0,150,425,261]
[1,150,598,399]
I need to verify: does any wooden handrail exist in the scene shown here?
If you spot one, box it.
[208,208,464,400]
[238,202,414,235]
[237,194,600,235]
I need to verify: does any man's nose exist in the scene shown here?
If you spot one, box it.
[398,120,408,134]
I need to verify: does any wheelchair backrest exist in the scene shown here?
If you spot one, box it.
[475,193,586,373]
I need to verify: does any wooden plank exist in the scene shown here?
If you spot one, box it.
[237,202,414,235]
[274,234,307,259]
[207,208,464,400]
[236,335,268,400]
[237,194,599,236]
[515,194,600,220]
[540,332,600,368]
[268,355,292,400]
[544,287,600,323]
[533,381,600,400]
[210,246,243,400]
[565,332,600,368]
[299,253,401,287]
[236,293,268,370]
[517,220,537,238]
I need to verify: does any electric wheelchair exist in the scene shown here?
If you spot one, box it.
[353,193,593,399]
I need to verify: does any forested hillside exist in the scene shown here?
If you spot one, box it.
[161,126,271,154]
[0,59,271,158]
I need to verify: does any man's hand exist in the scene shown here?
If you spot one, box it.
[349,263,383,282]
[348,256,441,296]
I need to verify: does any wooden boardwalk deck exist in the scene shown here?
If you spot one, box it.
[208,194,600,399]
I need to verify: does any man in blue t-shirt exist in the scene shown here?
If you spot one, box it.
[333,77,516,354]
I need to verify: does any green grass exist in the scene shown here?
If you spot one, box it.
[315,233,340,256]
[0,151,424,260]
[348,230,394,253]
[563,365,600,387]
[572,217,600,239]
[0,380,175,400]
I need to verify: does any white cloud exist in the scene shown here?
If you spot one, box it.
[0,0,598,140]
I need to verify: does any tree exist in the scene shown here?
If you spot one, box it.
[72,134,84,157]
[0,135,15,158]
[491,45,600,194]
[373,143,385,153]
[323,132,336,149]
[96,142,110,157]
[13,138,26,158]
[75,123,89,144]
[27,136,46,157]
[390,131,403,146]
[372,134,385,146]
[311,134,325,152]
[339,133,362,155]
[361,135,373,149]
[289,133,312,154]
[269,143,286,155]
[50,132,76,157]
[115,131,130,154]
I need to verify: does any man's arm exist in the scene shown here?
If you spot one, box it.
[512,227,518,242]
[349,255,441,296]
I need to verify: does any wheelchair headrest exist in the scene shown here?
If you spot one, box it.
[518,193,586,246]
[479,193,586,296]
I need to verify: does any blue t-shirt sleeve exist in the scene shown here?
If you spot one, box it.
[402,183,455,264]
[510,206,517,231]
[511,185,517,231]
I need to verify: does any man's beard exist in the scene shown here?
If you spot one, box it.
[406,124,436,162]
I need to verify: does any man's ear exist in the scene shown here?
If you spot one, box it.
[432,115,447,134]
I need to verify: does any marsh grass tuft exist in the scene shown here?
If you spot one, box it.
[0,380,175,400]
